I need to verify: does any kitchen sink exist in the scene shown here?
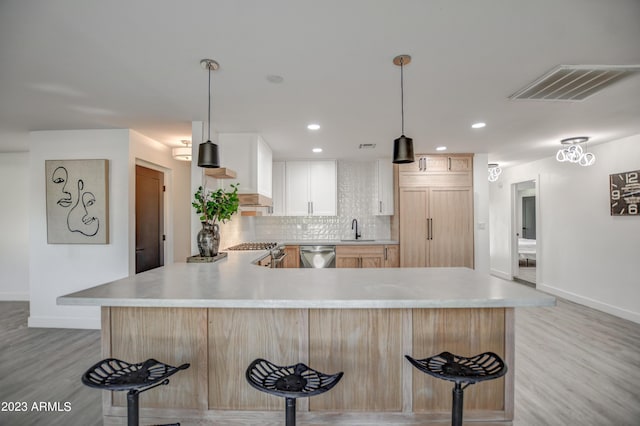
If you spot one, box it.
[339,239,376,242]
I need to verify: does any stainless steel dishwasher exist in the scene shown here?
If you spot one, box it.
[299,245,336,268]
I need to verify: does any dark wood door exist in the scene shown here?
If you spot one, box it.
[136,165,164,273]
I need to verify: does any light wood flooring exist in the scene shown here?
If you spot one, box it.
[1,296,639,425]
[515,267,536,285]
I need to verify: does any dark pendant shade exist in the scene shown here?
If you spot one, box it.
[393,135,414,164]
[197,140,220,168]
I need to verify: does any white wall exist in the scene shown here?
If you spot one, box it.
[0,152,30,299]
[28,129,192,329]
[473,153,490,274]
[29,130,130,329]
[490,134,640,323]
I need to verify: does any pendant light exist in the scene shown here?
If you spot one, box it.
[392,54,415,164]
[197,59,220,168]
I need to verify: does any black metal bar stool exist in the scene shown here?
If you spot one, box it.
[82,358,190,426]
[406,351,507,426]
[245,358,343,426]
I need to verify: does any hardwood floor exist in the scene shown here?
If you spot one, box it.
[1,296,639,425]
[515,266,536,285]
[0,302,101,426]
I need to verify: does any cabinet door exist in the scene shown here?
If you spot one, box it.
[399,188,428,267]
[384,245,400,268]
[256,136,273,197]
[336,245,383,268]
[336,255,360,268]
[361,254,383,268]
[375,159,394,215]
[448,156,472,172]
[336,246,362,268]
[429,188,474,267]
[285,161,311,216]
[270,161,285,216]
[423,156,449,171]
[309,160,337,216]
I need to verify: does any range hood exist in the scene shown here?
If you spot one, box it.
[215,133,273,208]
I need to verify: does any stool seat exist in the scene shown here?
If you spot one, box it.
[82,358,190,391]
[246,358,343,426]
[246,358,343,398]
[406,351,507,426]
[405,351,506,385]
[82,358,190,426]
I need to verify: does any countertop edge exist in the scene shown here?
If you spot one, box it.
[57,296,557,309]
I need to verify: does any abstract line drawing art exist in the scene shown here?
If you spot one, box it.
[45,159,109,244]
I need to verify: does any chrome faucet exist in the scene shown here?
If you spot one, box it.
[351,219,361,240]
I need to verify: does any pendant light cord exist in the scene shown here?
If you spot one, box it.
[400,58,405,135]
[207,65,211,141]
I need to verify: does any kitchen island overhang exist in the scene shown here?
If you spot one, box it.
[58,252,555,425]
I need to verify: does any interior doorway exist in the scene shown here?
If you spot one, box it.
[135,165,164,273]
[513,180,537,285]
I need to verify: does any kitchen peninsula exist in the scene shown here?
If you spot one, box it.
[58,250,555,425]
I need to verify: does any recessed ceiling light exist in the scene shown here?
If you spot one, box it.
[436,146,447,151]
[312,148,323,153]
[307,124,320,130]
[472,122,486,129]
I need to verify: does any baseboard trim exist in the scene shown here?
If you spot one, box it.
[28,315,101,329]
[538,283,640,324]
[490,269,512,281]
[0,292,29,301]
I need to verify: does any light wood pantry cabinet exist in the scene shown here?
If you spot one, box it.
[285,160,337,216]
[398,154,473,188]
[336,245,384,268]
[399,187,473,268]
[397,153,474,268]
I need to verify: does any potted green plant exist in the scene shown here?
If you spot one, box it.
[192,184,239,257]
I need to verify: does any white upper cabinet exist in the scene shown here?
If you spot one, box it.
[285,160,337,216]
[374,159,394,215]
[270,161,285,216]
[218,133,272,201]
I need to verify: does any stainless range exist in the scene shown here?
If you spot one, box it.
[226,242,278,251]
[227,242,286,268]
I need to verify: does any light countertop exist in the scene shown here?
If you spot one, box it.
[58,250,555,309]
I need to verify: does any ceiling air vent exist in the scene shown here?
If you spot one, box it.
[359,143,376,149]
[509,65,640,101]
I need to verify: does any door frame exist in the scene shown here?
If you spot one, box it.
[510,177,540,285]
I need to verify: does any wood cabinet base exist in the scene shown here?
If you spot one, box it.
[101,307,514,424]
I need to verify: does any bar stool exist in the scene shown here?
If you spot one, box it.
[82,358,190,426]
[245,358,343,426]
[406,351,507,426]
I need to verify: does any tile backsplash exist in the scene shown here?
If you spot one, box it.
[219,160,391,248]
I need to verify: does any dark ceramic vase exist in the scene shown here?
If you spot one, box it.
[197,222,220,257]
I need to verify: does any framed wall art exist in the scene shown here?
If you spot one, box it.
[45,159,109,244]
[609,169,640,216]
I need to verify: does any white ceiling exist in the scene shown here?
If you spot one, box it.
[1,0,639,167]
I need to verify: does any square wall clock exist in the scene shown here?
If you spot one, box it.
[609,169,640,216]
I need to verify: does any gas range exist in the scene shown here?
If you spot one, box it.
[226,242,278,251]
[227,242,286,268]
